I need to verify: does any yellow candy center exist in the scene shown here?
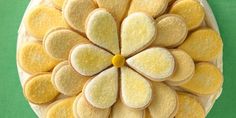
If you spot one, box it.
[112,54,125,68]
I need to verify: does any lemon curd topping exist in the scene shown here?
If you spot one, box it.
[112,54,125,68]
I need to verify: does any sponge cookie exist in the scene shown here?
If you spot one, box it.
[73,94,111,118]
[63,0,97,33]
[152,14,188,47]
[148,82,178,118]
[70,44,113,76]
[110,99,144,118]
[84,67,118,109]
[43,28,88,60]
[18,42,59,74]
[121,67,152,109]
[169,0,205,30]
[166,49,195,86]
[86,9,120,54]
[179,28,223,62]
[127,47,175,81]
[121,13,156,57]
[181,62,223,96]
[46,97,76,118]
[128,0,168,17]
[24,73,59,104]
[25,5,67,39]
[52,61,89,96]
[175,92,205,118]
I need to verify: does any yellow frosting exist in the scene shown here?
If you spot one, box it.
[25,5,67,39]
[112,54,125,68]
[18,42,59,74]
[169,0,205,30]
[175,93,205,118]
[46,97,76,118]
[24,73,59,104]
[181,62,223,95]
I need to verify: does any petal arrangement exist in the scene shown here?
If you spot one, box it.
[18,0,223,118]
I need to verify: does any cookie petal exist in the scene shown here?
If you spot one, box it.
[86,9,120,54]
[25,5,67,39]
[110,99,144,118]
[127,47,175,81]
[179,28,223,62]
[121,67,152,109]
[73,94,111,118]
[181,62,223,95]
[63,0,97,33]
[84,67,118,109]
[46,97,75,118]
[121,13,156,57]
[175,93,205,118]
[70,44,113,76]
[52,61,89,96]
[148,82,178,118]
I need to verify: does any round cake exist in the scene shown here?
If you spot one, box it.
[17,0,223,117]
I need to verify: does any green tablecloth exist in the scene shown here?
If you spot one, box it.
[0,0,235,117]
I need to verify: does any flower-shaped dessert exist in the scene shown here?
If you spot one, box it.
[17,0,224,117]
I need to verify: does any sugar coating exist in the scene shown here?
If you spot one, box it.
[74,95,111,118]
[181,62,223,95]
[128,0,168,17]
[25,5,67,39]
[24,73,59,104]
[63,0,97,33]
[46,97,76,118]
[127,47,175,81]
[44,28,88,60]
[121,67,152,109]
[18,42,59,74]
[170,0,205,30]
[175,93,205,118]
[86,9,120,54]
[110,99,144,118]
[179,29,223,61]
[148,82,177,118]
[121,13,156,57]
[70,44,113,76]
[85,67,118,109]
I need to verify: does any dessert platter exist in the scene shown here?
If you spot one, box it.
[17,0,223,117]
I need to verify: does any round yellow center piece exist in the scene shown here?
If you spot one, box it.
[112,54,125,68]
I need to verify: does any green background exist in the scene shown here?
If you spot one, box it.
[0,0,235,117]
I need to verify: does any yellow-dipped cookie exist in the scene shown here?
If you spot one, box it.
[52,0,65,10]
[52,61,89,96]
[127,47,175,81]
[152,14,188,47]
[179,28,223,62]
[169,0,205,30]
[84,67,118,109]
[128,0,168,17]
[43,28,88,60]
[73,94,111,118]
[148,82,178,118]
[121,13,156,57]
[166,49,195,86]
[18,42,59,74]
[181,62,223,95]
[95,0,131,25]
[25,5,67,39]
[86,9,120,54]
[70,44,113,76]
[24,73,59,104]
[46,97,75,118]
[175,93,205,118]
[110,99,144,118]
[63,0,97,33]
[121,67,152,109]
